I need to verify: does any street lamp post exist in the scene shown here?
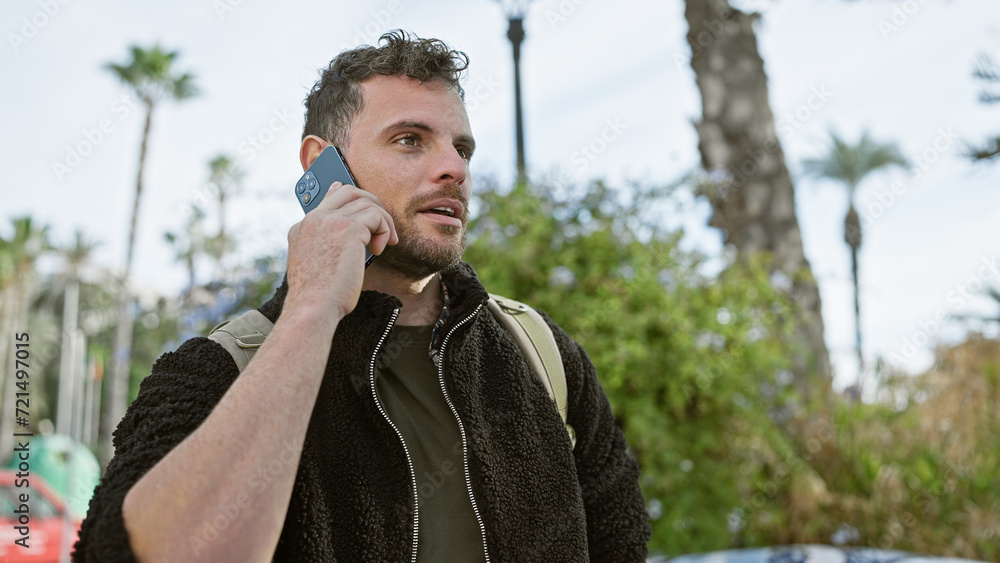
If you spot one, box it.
[495,1,531,185]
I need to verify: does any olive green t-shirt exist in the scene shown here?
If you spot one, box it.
[375,324,487,562]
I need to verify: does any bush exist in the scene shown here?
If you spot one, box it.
[465,179,804,554]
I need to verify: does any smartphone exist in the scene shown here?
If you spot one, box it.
[295,145,375,268]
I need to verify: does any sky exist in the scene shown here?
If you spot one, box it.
[3,0,999,392]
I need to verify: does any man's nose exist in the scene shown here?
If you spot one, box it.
[433,145,468,188]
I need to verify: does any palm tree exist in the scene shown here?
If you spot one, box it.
[802,130,907,380]
[206,155,244,278]
[104,45,197,467]
[683,0,832,392]
[56,231,100,438]
[165,205,207,298]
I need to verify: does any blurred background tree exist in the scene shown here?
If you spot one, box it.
[6,173,998,558]
[466,178,802,551]
[103,44,198,467]
[53,231,100,439]
[682,0,831,399]
[204,154,245,278]
[0,218,50,459]
[164,205,207,301]
[802,131,907,384]
[970,52,1000,162]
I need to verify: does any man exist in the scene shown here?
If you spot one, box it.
[74,30,650,562]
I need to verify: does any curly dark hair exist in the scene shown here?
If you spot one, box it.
[302,29,470,147]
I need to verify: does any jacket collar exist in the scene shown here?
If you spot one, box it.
[259,261,490,327]
[438,261,490,320]
[258,262,490,404]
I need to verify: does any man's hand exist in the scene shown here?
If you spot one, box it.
[285,181,398,320]
[120,186,396,562]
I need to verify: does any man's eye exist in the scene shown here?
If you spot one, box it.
[457,146,472,160]
[397,135,418,147]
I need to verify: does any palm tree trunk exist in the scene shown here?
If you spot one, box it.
[218,192,226,250]
[57,276,80,435]
[217,191,227,279]
[683,0,831,389]
[843,202,864,389]
[102,97,154,467]
[850,241,863,382]
[126,98,154,276]
[186,252,195,296]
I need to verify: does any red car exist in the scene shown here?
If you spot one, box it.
[0,470,81,563]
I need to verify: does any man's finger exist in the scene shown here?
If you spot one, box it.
[315,182,387,213]
[338,201,395,255]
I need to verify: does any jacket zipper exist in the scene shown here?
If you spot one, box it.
[435,303,492,563]
[368,309,421,563]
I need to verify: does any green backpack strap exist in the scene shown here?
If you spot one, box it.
[206,297,576,450]
[487,293,576,450]
[207,309,274,371]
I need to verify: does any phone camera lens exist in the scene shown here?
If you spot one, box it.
[296,182,307,194]
[308,179,316,189]
[302,192,312,204]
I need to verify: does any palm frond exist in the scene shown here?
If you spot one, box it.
[106,44,197,103]
[801,129,908,196]
[972,54,1000,83]
[968,136,1000,161]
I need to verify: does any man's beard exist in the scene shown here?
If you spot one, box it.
[376,189,468,280]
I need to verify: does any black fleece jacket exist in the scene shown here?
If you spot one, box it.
[73,262,650,562]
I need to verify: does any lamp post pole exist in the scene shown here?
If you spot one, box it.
[507,16,527,185]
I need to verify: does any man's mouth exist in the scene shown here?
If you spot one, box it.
[425,206,457,217]
[416,198,466,228]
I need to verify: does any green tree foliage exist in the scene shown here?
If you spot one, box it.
[7,172,998,558]
[0,218,52,460]
[464,179,999,558]
[464,179,804,553]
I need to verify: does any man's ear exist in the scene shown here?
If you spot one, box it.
[299,135,330,171]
